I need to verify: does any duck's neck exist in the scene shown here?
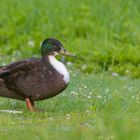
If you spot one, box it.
[44,55,70,84]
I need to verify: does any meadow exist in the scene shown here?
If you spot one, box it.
[0,0,140,139]
[1,73,140,140]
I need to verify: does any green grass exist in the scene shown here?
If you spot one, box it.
[0,0,140,77]
[0,72,140,140]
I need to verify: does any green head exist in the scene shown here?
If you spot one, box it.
[41,38,75,57]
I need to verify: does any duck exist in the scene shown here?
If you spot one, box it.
[0,38,75,112]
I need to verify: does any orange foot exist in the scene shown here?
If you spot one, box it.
[25,98,36,112]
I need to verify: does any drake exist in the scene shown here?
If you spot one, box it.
[0,38,75,112]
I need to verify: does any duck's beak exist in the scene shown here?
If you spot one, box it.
[59,48,76,57]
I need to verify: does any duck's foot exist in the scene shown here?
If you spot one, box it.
[25,98,36,112]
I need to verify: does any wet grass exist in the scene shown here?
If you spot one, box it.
[0,72,140,140]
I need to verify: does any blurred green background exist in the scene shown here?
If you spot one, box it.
[0,0,140,77]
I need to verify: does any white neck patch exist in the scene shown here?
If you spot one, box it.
[48,55,70,84]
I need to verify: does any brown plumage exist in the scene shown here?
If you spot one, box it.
[0,57,67,101]
[0,38,75,111]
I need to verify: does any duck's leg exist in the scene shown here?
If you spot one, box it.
[25,98,36,112]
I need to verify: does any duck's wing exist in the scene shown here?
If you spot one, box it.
[0,58,40,78]
[0,58,41,100]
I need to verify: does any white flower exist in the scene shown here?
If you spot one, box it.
[66,114,71,120]
[28,40,35,47]
[112,72,119,77]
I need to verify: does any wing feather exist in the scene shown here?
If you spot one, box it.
[0,58,40,78]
